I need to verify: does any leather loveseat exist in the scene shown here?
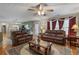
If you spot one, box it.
[11,31,33,46]
[40,30,66,45]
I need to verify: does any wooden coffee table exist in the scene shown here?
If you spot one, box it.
[29,42,51,55]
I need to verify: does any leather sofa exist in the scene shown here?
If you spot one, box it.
[11,31,33,46]
[40,30,66,45]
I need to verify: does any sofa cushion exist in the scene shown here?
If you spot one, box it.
[46,30,57,34]
[44,37,63,40]
[43,33,55,37]
[55,37,63,40]
[56,35,64,37]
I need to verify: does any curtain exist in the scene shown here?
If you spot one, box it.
[68,17,76,36]
[62,18,69,35]
[50,21,53,30]
[58,18,64,29]
[55,20,59,30]
[47,21,50,30]
[52,20,57,29]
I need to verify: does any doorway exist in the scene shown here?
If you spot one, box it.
[34,23,40,36]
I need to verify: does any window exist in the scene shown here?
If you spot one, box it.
[55,20,59,30]
[62,18,69,35]
[50,21,52,30]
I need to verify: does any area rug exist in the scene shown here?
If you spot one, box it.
[6,43,71,55]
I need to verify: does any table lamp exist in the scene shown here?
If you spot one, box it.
[72,24,79,32]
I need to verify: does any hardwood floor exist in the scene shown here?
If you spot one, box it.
[0,47,3,54]
[0,44,78,55]
[0,32,8,55]
[0,47,6,55]
[0,33,78,55]
[71,46,77,55]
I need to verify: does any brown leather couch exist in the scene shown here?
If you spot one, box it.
[40,30,66,45]
[11,31,33,46]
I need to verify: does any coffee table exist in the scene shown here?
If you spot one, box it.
[29,42,51,55]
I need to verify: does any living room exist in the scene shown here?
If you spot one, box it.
[0,3,79,55]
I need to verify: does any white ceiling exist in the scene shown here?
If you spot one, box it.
[0,3,79,23]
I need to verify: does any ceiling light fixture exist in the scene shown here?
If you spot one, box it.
[37,4,45,16]
[28,3,54,16]
[37,10,45,16]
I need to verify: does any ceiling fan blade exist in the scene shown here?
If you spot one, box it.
[47,9,54,12]
[28,9,35,11]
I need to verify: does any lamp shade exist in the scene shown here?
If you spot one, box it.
[72,24,78,29]
[72,24,78,32]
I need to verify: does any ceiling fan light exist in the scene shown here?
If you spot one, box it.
[41,11,45,15]
[38,11,41,15]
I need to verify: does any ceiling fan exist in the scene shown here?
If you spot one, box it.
[27,3,54,16]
